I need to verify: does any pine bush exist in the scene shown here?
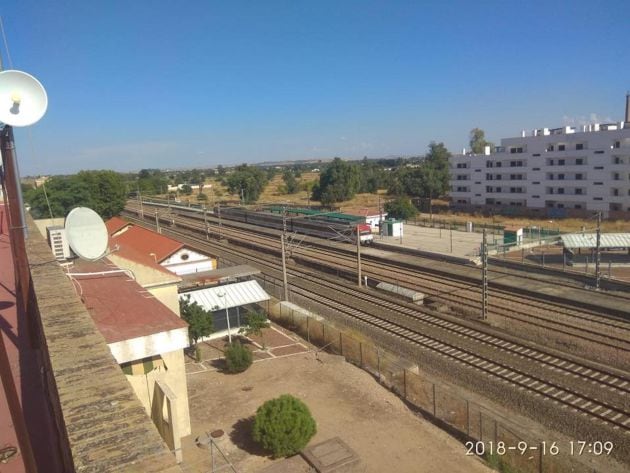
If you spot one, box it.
[252,394,317,457]
[224,341,253,373]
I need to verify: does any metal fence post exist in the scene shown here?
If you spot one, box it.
[432,384,437,416]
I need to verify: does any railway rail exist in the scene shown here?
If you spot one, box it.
[126,202,630,356]
[122,208,630,441]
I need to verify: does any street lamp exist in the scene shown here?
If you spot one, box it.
[217,291,232,343]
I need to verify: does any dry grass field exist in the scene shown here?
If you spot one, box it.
[173,174,629,233]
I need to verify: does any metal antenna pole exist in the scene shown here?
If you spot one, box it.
[595,212,601,290]
[482,229,488,320]
[154,211,160,233]
[281,233,289,301]
[356,224,362,287]
[0,125,39,473]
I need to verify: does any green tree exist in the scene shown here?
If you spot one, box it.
[469,128,494,154]
[238,311,270,348]
[312,157,360,205]
[389,142,451,200]
[384,196,417,220]
[179,295,214,345]
[217,165,226,176]
[136,169,168,195]
[282,169,299,194]
[25,171,126,220]
[224,341,253,373]
[225,164,269,203]
[181,184,193,195]
[253,395,317,458]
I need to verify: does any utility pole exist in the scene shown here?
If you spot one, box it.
[217,202,222,240]
[281,233,289,301]
[155,211,160,233]
[356,224,362,287]
[450,225,453,253]
[595,212,601,290]
[482,229,488,320]
[203,207,208,240]
[137,185,144,218]
[240,187,245,205]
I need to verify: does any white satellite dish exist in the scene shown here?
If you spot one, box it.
[65,207,109,261]
[0,70,48,127]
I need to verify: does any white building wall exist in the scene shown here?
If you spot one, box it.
[449,123,630,216]
[161,247,216,275]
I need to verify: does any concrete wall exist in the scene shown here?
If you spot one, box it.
[124,349,192,437]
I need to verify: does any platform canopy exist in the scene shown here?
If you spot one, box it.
[560,233,630,249]
[180,279,270,311]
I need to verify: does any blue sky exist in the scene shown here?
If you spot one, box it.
[2,1,629,176]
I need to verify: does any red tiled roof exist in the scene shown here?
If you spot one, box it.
[72,259,187,344]
[106,219,184,262]
[105,216,131,235]
[109,240,179,278]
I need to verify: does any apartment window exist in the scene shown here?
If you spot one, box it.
[594,166,604,170]
[474,169,481,172]
[557,188,565,194]
[486,186,493,193]
[558,144,566,151]
[532,181,540,184]
[614,157,622,164]
[574,204,582,209]
[496,187,502,193]
[613,173,620,180]
[558,174,565,180]
[576,143,584,150]
[594,197,603,201]
[575,159,584,165]
[496,175,502,180]
[613,141,621,149]
[575,173,583,180]
[532,195,540,198]
[612,189,619,196]
[532,167,541,171]
[557,203,564,209]
[510,147,524,153]
[594,150,604,154]
[486,161,493,168]
[546,145,554,152]
[549,160,554,165]
[474,181,481,185]
[486,173,493,180]
[558,159,565,165]
[575,188,583,195]
[594,182,603,185]
[496,162,502,167]
[533,153,541,157]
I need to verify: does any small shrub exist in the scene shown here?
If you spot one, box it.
[252,394,316,457]
[224,341,253,373]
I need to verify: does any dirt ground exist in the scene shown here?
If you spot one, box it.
[181,343,491,472]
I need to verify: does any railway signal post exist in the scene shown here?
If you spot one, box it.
[356,224,362,287]
[482,229,488,320]
[281,233,289,301]
[595,212,601,290]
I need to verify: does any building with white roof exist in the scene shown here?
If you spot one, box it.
[449,95,630,219]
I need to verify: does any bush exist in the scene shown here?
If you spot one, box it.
[224,341,253,373]
[252,394,316,457]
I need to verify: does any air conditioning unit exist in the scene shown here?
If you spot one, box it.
[47,226,71,260]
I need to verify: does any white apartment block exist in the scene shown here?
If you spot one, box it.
[449,98,630,219]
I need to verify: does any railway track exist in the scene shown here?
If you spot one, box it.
[126,203,630,355]
[122,209,630,438]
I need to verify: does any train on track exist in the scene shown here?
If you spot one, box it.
[136,199,374,244]
[216,207,374,244]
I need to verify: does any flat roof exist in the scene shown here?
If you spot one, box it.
[561,233,630,249]
[180,280,270,311]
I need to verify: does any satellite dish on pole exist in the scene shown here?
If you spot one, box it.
[65,207,109,261]
[0,70,48,127]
